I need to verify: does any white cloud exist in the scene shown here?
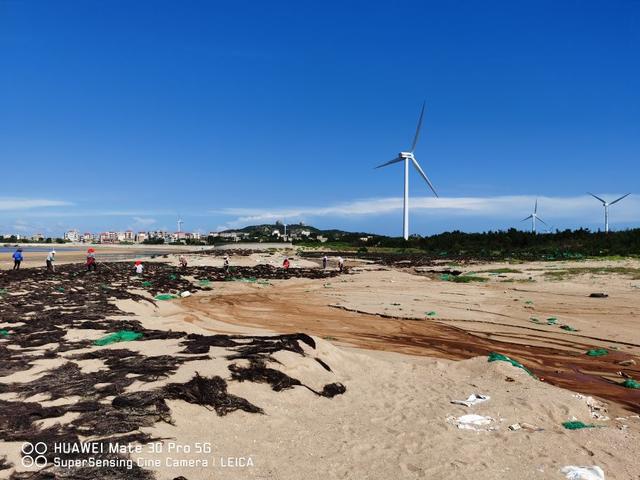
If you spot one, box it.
[0,198,72,211]
[215,194,640,229]
[132,216,157,227]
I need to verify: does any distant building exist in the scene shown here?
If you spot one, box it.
[82,232,93,243]
[64,229,80,243]
[135,232,147,243]
[99,232,118,243]
[31,233,44,242]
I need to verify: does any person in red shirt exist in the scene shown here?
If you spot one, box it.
[86,248,97,272]
[283,257,290,269]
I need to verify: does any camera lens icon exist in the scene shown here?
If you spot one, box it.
[21,442,48,468]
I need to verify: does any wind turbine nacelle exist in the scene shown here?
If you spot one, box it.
[400,152,413,159]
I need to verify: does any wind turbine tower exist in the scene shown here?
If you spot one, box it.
[177,216,184,234]
[521,199,548,234]
[588,193,630,233]
[375,102,438,240]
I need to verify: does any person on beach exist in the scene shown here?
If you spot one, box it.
[179,255,188,269]
[223,255,230,273]
[12,248,23,270]
[337,256,344,272]
[322,255,328,270]
[46,250,56,272]
[283,257,290,269]
[134,260,144,275]
[86,248,97,272]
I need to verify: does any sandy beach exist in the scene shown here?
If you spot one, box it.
[1,250,639,479]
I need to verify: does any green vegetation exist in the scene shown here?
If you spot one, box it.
[440,274,487,283]
[475,267,522,274]
[544,266,640,281]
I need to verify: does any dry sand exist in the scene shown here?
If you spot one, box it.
[1,253,639,479]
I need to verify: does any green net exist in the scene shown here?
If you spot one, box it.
[560,325,578,332]
[95,330,143,346]
[562,421,596,430]
[169,274,177,280]
[0,329,9,337]
[155,294,177,301]
[142,281,153,287]
[586,349,609,357]
[620,379,640,389]
[198,279,211,287]
[426,311,437,316]
[488,352,536,378]
[57,287,65,292]
[546,317,557,325]
[440,274,453,281]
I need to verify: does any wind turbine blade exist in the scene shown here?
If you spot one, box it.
[410,102,425,153]
[534,198,538,214]
[375,156,403,169]
[411,157,438,197]
[521,215,533,222]
[610,193,631,205]
[588,192,607,204]
[537,216,549,226]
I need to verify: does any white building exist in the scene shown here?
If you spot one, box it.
[64,229,80,243]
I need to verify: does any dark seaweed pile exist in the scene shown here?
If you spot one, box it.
[0,262,346,479]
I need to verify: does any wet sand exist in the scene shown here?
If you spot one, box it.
[180,260,640,415]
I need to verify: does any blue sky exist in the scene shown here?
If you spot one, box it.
[1,0,638,236]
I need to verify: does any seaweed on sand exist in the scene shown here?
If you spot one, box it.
[0,263,346,479]
[229,358,346,398]
[163,373,263,416]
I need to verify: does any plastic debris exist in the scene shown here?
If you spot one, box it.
[488,352,536,378]
[453,414,494,430]
[94,330,143,346]
[0,329,9,337]
[561,325,579,332]
[586,349,608,357]
[547,317,557,325]
[426,311,437,316]
[198,279,211,287]
[508,423,521,431]
[561,465,605,480]
[155,294,177,301]
[562,421,596,430]
[180,291,192,298]
[589,293,608,298]
[451,393,490,407]
[617,359,636,366]
[142,281,153,287]
[620,379,640,389]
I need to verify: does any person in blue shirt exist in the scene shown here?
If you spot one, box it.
[12,248,23,270]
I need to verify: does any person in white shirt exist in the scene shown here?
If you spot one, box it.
[135,261,144,274]
[46,250,56,272]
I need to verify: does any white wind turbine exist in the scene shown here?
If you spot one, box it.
[521,199,548,234]
[375,102,438,240]
[177,216,184,234]
[588,192,630,233]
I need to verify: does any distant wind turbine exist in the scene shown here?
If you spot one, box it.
[375,102,438,240]
[588,192,630,233]
[521,199,548,234]
[177,216,184,233]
